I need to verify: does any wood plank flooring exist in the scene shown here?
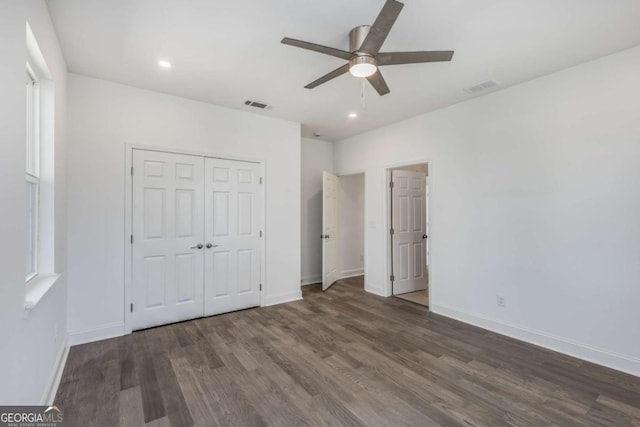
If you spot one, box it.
[56,275,640,426]
[395,288,429,307]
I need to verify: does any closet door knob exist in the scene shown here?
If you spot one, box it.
[191,244,204,249]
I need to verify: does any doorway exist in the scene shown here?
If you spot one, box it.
[388,163,429,307]
[321,171,365,291]
[129,148,264,330]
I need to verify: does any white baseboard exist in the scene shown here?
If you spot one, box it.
[68,322,125,346]
[339,269,364,279]
[41,335,69,405]
[431,303,640,377]
[263,290,303,307]
[365,285,387,297]
[301,275,321,286]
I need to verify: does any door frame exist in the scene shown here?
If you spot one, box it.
[123,143,266,335]
[333,169,367,290]
[384,158,432,300]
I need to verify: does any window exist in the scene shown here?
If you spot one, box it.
[26,66,39,282]
[23,23,61,310]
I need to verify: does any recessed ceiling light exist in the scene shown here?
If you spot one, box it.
[348,112,357,119]
[158,60,172,69]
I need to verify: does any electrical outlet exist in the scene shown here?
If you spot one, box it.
[497,295,506,307]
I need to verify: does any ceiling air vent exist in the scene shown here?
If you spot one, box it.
[464,79,499,95]
[244,100,272,110]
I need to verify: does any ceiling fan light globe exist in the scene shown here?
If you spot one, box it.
[349,63,377,78]
[349,55,377,78]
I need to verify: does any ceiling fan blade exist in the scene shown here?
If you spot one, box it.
[281,37,353,60]
[359,0,404,54]
[367,71,390,96]
[378,51,454,66]
[305,64,350,89]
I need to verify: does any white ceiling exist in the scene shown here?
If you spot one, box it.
[46,0,640,141]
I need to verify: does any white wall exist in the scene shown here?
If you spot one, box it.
[0,0,68,404]
[300,138,333,284]
[338,173,365,278]
[334,46,640,375]
[67,74,301,344]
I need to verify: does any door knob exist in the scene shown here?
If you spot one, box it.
[422,234,428,239]
[205,243,218,248]
[191,243,204,249]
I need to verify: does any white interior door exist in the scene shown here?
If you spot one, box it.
[204,158,262,315]
[322,171,339,290]
[391,170,427,295]
[131,149,205,330]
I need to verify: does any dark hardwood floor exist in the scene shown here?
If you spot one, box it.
[56,276,640,426]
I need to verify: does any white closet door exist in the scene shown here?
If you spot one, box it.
[322,171,339,290]
[204,158,262,316]
[391,170,427,295]
[131,149,205,330]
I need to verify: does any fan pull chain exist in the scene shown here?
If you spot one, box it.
[361,78,366,109]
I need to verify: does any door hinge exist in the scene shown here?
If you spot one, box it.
[390,275,395,282]
[259,230,263,238]
[390,228,394,235]
[130,303,133,312]
[130,234,133,244]
[260,283,262,291]
[390,181,394,189]
[259,177,263,184]
[131,166,133,176]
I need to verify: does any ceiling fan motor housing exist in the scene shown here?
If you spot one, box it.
[349,25,372,53]
[348,25,378,77]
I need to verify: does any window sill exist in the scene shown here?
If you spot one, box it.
[24,273,61,315]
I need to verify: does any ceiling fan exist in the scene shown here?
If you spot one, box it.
[281,0,454,96]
